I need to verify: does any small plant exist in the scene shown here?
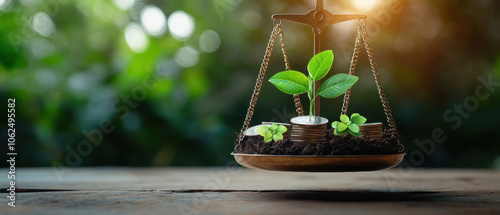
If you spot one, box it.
[269,50,358,121]
[257,123,287,143]
[331,113,367,137]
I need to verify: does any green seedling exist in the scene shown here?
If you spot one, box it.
[257,123,287,143]
[332,113,367,137]
[269,50,358,121]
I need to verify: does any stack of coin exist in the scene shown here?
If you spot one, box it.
[262,122,291,140]
[290,116,328,144]
[243,125,264,137]
[359,122,383,139]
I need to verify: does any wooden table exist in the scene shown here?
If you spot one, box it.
[1,166,499,214]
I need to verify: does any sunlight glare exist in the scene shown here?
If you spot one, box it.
[352,0,380,11]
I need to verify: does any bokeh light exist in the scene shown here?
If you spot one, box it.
[199,30,221,53]
[352,0,381,11]
[174,46,198,67]
[140,5,167,37]
[19,0,36,6]
[112,0,135,10]
[30,38,55,58]
[242,10,262,30]
[35,69,60,90]
[157,59,180,77]
[124,23,149,53]
[0,0,9,9]
[168,11,195,41]
[31,12,56,37]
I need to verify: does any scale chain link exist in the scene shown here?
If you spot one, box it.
[341,23,363,115]
[278,26,304,116]
[360,23,399,138]
[341,20,399,139]
[236,25,280,144]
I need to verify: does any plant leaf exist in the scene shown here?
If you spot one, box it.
[348,123,359,133]
[351,113,367,125]
[348,130,362,137]
[264,137,272,142]
[270,123,278,131]
[269,71,309,95]
[334,129,348,135]
[307,50,334,81]
[346,121,352,126]
[276,125,287,133]
[337,122,347,132]
[257,126,269,136]
[273,133,283,141]
[340,115,349,123]
[331,121,339,129]
[265,131,272,138]
[316,74,359,98]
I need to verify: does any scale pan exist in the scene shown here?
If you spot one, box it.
[231,153,405,172]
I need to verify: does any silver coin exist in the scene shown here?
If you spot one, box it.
[262,122,292,127]
[361,122,382,126]
[244,124,270,136]
[290,116,328,125]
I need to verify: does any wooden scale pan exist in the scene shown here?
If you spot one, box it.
[232,0,405,172]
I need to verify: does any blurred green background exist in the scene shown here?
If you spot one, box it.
[0,0,499,168]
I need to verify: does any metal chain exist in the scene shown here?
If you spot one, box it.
[278,26,304,116]
[236,24,280,144]
[341,22,363,115]
[359,21,399,138]
[340,19,399,138]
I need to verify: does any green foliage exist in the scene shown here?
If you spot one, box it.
[316,74,359,98]
[307,50,333,81]
[268,70,308,94]
[332,113,367,137]
[269,50,358,119]
[257,123,287,143]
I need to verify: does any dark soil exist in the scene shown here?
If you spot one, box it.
[234,129,404,155]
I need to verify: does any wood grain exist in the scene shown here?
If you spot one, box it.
[1,167,499,214]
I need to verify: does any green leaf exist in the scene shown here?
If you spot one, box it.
[273,133,283,141]
[269,123,278,131]
[276,125,287,133]
[337,122,347,132]
[257,126,269,136]
[331,121,339,129]
[264,137,272,142]
[265,131,272,138]
[269,71,309,95]
[346,121,352,126]
[334,129,348,135]
[340,115,349,123]
[307,50,334,81]
[348,130,362,137]
[351,113,367,125]
[316,74,359,98]
[348,123,359,133]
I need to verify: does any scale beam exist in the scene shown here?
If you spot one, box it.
[271,0,366,116]
[272,12,366,33]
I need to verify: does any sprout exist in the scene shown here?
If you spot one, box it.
[332,113,367,137]
[268,50,358,121]
[257,123,287,142]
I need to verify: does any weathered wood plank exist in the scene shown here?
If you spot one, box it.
[1,190,499,215]
[0,168,499,214]
[1,167,499,192]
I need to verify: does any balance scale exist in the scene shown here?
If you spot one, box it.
[232,0,405,172]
